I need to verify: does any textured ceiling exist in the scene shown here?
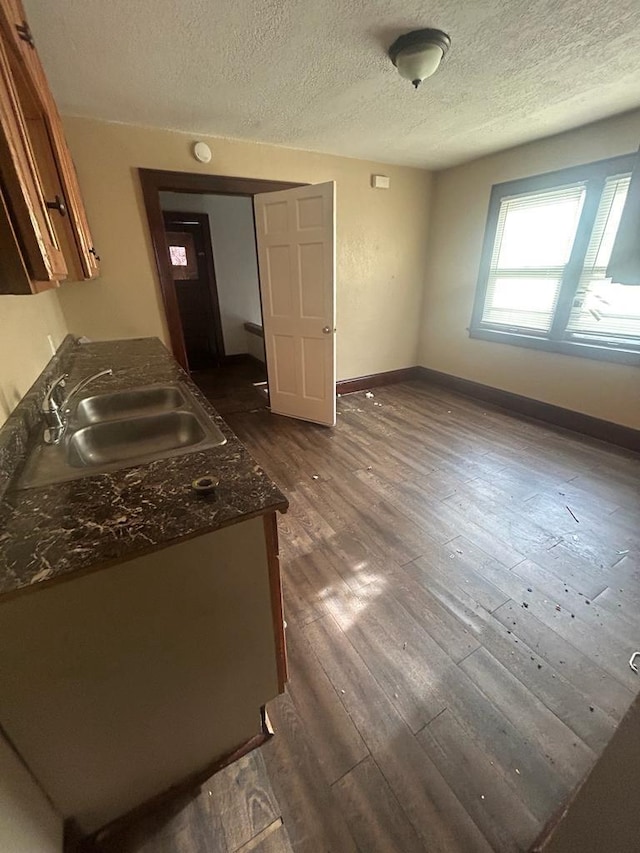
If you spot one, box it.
[24,0,640,168]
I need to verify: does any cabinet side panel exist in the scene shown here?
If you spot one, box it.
[264,511,287,691]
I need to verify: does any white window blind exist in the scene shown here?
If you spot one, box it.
[566,174,640,345]
[481,184,586,333]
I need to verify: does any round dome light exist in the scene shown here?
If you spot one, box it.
[388,28,451,89]
[193,141,212,163]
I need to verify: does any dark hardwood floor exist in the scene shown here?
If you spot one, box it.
[96,377,640,853]
[191,357,268,416]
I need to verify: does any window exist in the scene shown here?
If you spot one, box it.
[169,245,188,266]
[165,231,199,281]
[470,154,640,364]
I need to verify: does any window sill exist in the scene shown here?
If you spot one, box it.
[469,327,640,367]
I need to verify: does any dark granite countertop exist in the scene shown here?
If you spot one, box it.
[0,337,288,600]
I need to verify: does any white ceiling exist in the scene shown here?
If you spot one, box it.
[25,0,640,169]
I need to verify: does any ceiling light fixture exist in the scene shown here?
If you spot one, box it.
[193,141,212,163]
[388,28,451,89]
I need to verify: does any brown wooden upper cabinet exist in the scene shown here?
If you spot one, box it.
[0,0,99,294]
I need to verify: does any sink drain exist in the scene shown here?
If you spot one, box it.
[191,475,218,496]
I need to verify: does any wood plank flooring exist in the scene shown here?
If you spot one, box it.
[96,378,640,853]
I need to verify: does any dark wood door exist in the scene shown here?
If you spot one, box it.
[163,211,224,371]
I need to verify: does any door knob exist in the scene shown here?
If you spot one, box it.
[322,326,333,334]
[46,195,67,217]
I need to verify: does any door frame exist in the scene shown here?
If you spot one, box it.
[163,209,226,365]
[139,169,305,371]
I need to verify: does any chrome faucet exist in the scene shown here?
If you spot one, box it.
[42,368,113,444]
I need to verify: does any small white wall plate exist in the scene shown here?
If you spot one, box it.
[193,141,212,163]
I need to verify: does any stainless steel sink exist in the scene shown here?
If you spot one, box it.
[17,383,227,489]
[67,412,209,468]
[74,385,186,426]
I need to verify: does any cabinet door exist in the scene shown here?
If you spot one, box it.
[0,36,66,285]
[0,0,34,67]
[0,185,31,293]
[0,0,100,279]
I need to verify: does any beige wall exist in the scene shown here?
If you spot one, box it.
[58,117,432,381]
[419,110,640,429]
[0,291,68,427]
[0,729,62,853]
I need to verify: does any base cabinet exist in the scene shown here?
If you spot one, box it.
[0,513,284,834]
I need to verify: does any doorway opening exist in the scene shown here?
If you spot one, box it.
[140,169,337,426]
[161,194,270,412]
[140,171,303,413]
[162,209,224,370]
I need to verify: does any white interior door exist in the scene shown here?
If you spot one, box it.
[254,182,336,426]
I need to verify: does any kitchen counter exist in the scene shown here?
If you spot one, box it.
[0,337,288,600]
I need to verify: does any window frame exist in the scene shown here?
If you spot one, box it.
[469,153,640,367]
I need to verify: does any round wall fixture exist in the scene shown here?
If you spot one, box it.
[193,141,212,163]
[388,28,451,89]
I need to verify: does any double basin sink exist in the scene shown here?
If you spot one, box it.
[18,383,227,490]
